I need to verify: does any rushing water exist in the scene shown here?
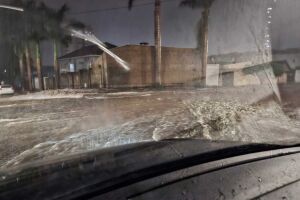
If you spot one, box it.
[70,29,130,71]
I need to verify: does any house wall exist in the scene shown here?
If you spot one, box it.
[295,70,300,83]
[206,64,220,86]
[209,50,300,70]
[58,56,98,88]
[91,60,104,88]
[60,73,69,88]
[277,73,288,84]
[213,57,290,86]
[93,45,202,88]
[234,71,261,86]
[220,62,261,87]
[220,71,261,87]
[79,70,91,88]
[60,71,91,89]
[273,52,300,70]
[222,72,234,87]
[59,56,97,73]
[209,52,265,66]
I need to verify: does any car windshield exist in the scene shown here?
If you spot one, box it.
[0,0,299,169]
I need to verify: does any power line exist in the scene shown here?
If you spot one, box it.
[69,0,178,15]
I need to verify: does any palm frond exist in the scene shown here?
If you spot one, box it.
[57,4,69,20]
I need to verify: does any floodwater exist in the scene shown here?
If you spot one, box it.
[0,86,299,168]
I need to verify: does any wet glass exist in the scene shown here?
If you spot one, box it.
[0,0,299,169]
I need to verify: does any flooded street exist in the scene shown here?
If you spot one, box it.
[0,86,300,168]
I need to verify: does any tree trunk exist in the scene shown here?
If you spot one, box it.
[201,7,209,86]
[154,0,162,87]
[53,41,60,89]
[35,42,43,90]
[18,53,25,91]
[25,45,32,91]
[88,68,92,88]
[71,73,74,89]
[102,53,108,88]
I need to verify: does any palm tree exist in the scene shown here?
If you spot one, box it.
[7,0,44,91]
[22,2,79,90]
[21,0,36,91]
[129,0,162,87]
[180,0,215,86]
[35,42,43,89]
[15,47,25,91]
[27,2,49,90]
[42,4,70,89]
[43,4,85,90]
[2,1,84,90]
[0,1,26,90]
[24,44,33,91]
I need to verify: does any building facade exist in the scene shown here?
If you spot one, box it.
[58,45,300,89]
[92,45,202,88]
[58,43,116,88]
[208,50,298,87]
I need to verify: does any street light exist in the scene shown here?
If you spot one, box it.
[0,5,24,12]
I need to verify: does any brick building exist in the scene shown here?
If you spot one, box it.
[92,45,202,88]
[58,44,203,88]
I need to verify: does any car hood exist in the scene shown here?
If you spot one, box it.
[0,139,296,199]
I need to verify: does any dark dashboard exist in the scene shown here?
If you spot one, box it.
[0,140,299,200]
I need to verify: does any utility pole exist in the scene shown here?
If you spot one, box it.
[154,0,162,87]
[201,5,209,86]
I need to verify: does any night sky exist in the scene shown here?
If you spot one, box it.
[2,0,300,82]
[14,0,300,65]
[42,0,200,48]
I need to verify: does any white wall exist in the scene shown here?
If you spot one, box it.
[295,70,300,82]
[206,64,220,86]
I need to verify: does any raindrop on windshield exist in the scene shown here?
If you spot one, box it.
[258,177,262,182]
